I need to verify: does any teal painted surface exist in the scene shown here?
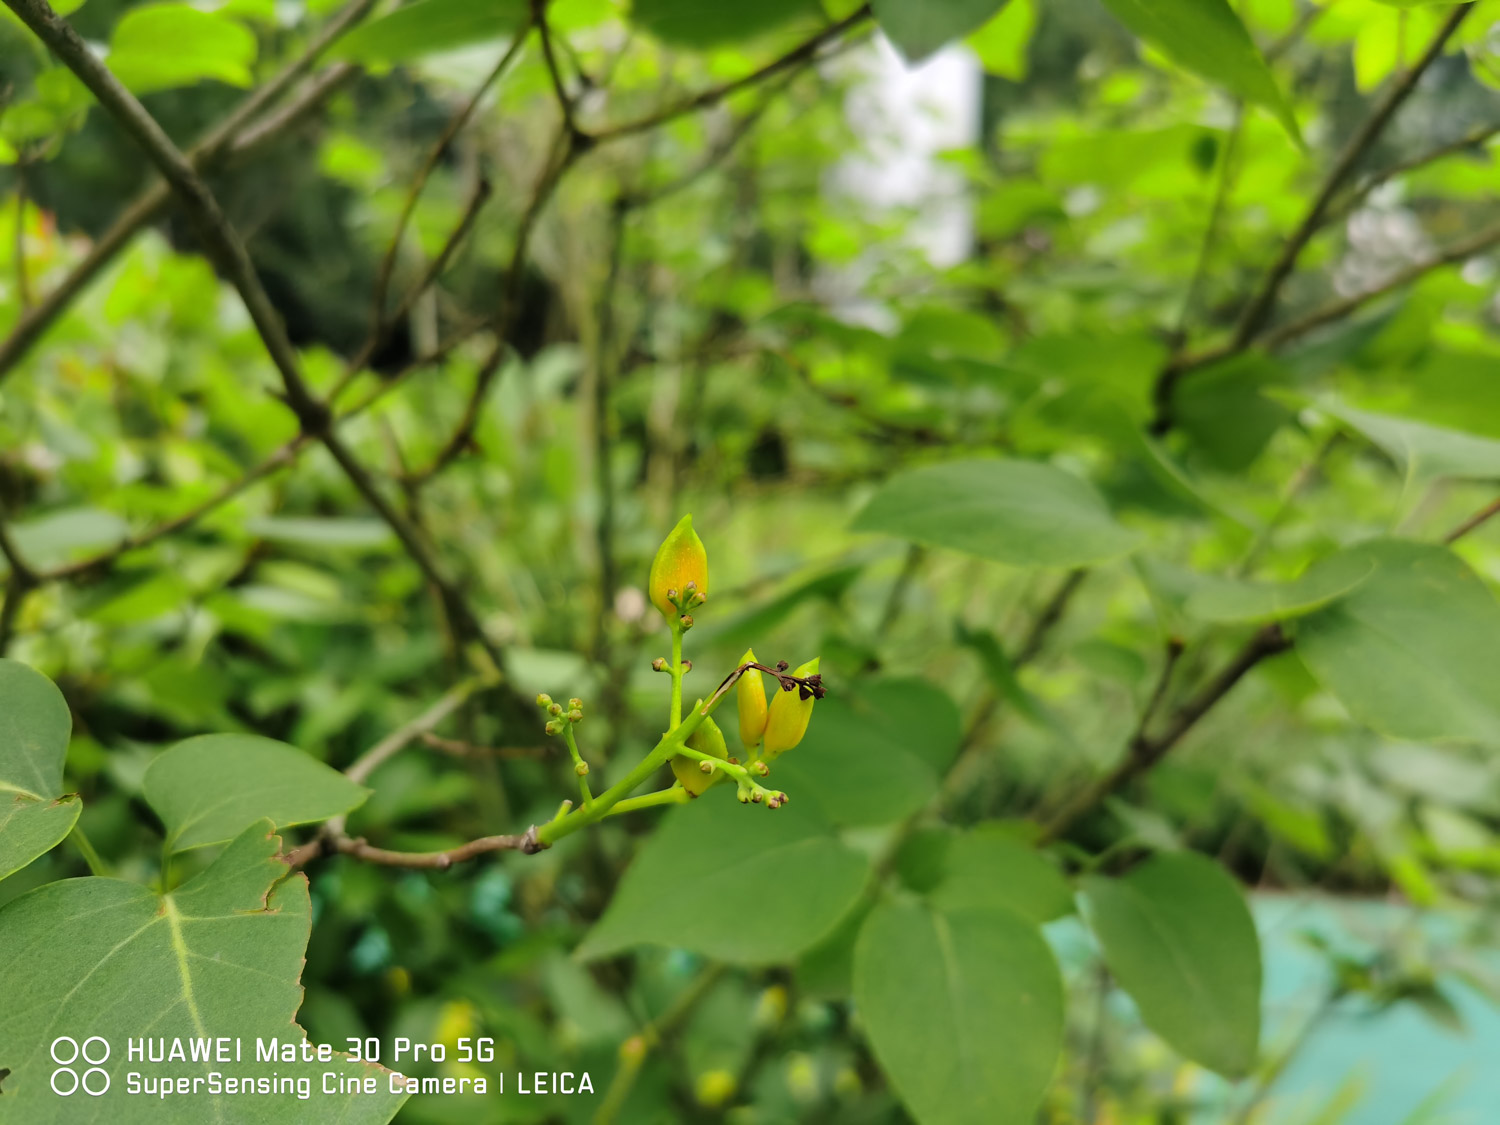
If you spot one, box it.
[1047,893,1498,1124]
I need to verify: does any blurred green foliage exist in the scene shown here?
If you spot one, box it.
[4,0,1500,1122]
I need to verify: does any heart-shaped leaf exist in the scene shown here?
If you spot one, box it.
[0,659,80,883]
[0,821,407,1121]
[854,898,1064,1125]
[144,734,370,852]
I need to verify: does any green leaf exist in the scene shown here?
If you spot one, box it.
[853,898,1064,1125]
[930,825,1074,924]
[1080,852,1261,1077]
[7,508,128,571]
[1295,540,1500,743]
[244,516,396,550]
[1184,548,1377,625]
[1098,0,1300,141]
[143,733,370,852]
[577,788,869,964]
[855,677,963,775]
[335,0,528,64]
[967,0,1036,79]
[630,0,824,47]
[873,0,1009,63]
[1319,401,1500,487]
[772,693,940,826]
[108,4,258,93]
[851,459,1142,569]
[0,821,407,1121]
[0,660,80,883]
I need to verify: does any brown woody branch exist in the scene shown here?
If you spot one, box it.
[1151,4,1475,431]
[1036,623,1291,845]
[369,32,529,331]
[408,128,581,482]
[6,0,525,693]
[585,5,873,143]
[0,0,375,385]
[1035,489,1500,843]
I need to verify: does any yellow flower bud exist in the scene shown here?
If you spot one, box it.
[671,712,729,796]
[648,514,708,620]
[736,647,768,751]
[761,658,819,762]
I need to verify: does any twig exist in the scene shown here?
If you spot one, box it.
[1333,118,1500,222]
[591,196,628,657]
[370,34,527,330]
[12,153,30,309]
[1151,4,1475,430]
[1446,495,1500,543]
[1160,214,1500,378]
[1173,108,1243,343]
[958,567,1089,753]
[532,0,581,140]
[1036,624,1291,844]
[344,676,495,786]
[284,827,544,869]
[0,0,375,385]
[419,732,546,759]
[1257,218,1500,351]
[408,129,580,482]
[1234,432,1342,576]
[594,964,728,1125]
[8,0,526,693]
[585,6,873,143]
[875,544,925,641]
[1230,5,1471,348]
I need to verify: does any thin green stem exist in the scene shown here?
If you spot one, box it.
[605,786,690,818]
[536,702,711,846]
[669,621,684,728]
[563,723,595,806]
[70,823,109,877]
[675,746,767,795]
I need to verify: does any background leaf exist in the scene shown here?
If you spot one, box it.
[335,0,528,64]
[1296,540,1500,744]
[577,788,870,964]
[1320,401,1500,487]
[873,0,1009,63]
[1185,548,1377,625]
[771,689,941,826]
[930,825,1074,923]
[851,459,1142,568]
[143,733,370,851]
[853,898,1064,1125]
[0,659,79,882]
[1098,0,1299,139]
[1081,852,1262,1077]
[108,4,257,93]
[629,0,824,47]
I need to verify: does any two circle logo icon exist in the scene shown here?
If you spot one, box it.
[50,1036,110,1096]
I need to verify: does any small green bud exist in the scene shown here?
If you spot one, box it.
[536,693,553,707]
[679,613,694,630]
[568,709,583,723]
[568,697,583,710]
[699,760,714,774]
[548,702,563,716]
[574,761,590,777]
[544,720,562,736]
[652,657,668,672]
